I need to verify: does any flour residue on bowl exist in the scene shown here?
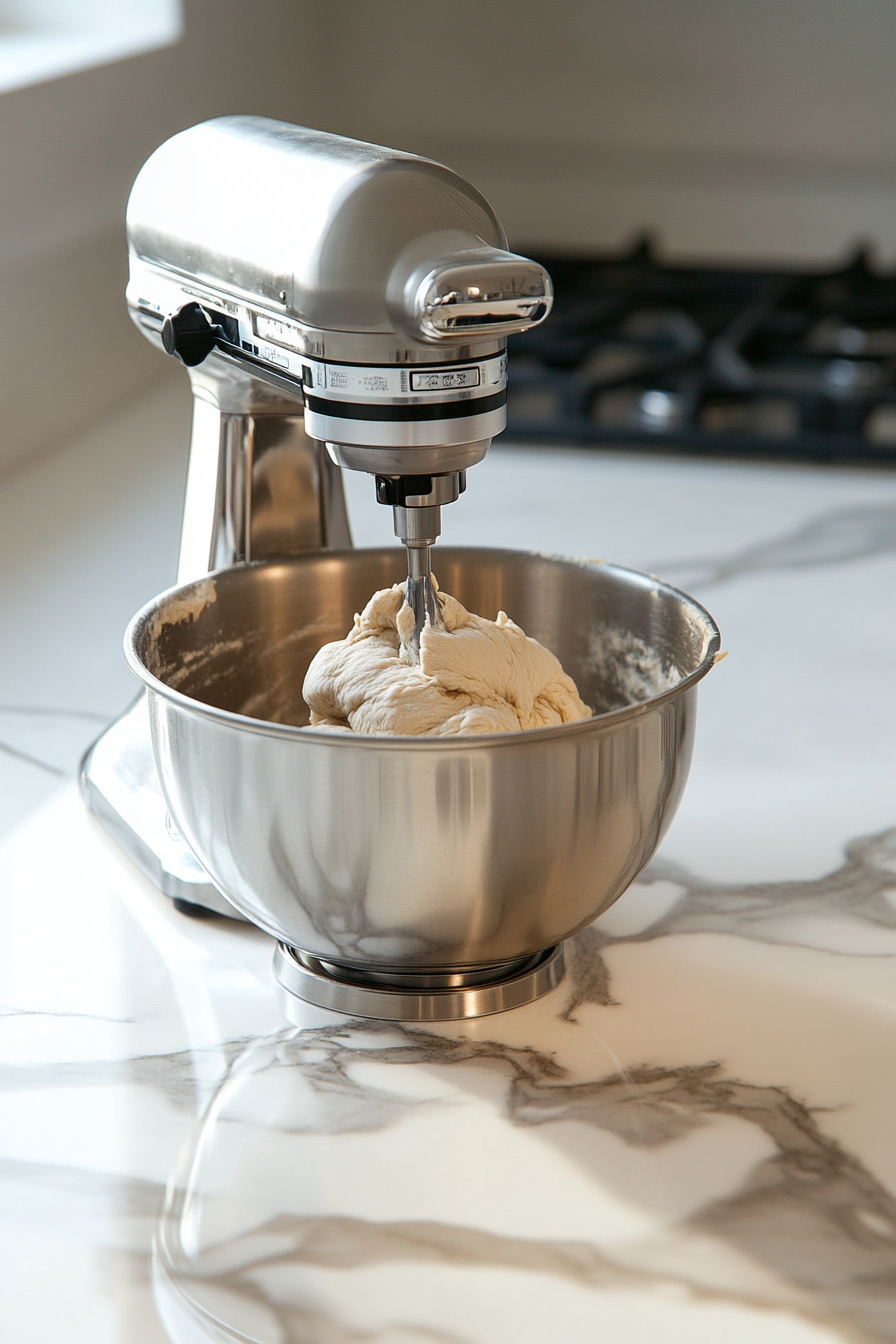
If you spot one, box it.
[159,637,247,690]
[586,627,685,708]
[236,617,337,725]
[148,579,217,643]
[145,579,222,681]
[145,601,339,723]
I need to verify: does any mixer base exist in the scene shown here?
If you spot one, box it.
[273,942,566,1021]
[81,696,245,920]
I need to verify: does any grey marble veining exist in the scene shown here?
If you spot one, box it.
[157,1009,896,1343]
[0,738,66,776]
[145,818,896,1340]
[1,1154,166,1219]
[15,797,893,1114]
[3,803,895,1340]
[0,704,109,719]
[637,824,896,951]
[0,704,112,777]
[0,1003,137,1022]
[652,499,896,591]
[1,393,895,1340]
[0,1034,266,1118]
[561,822,896,1020]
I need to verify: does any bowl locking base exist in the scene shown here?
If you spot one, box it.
[273,941,566,1022]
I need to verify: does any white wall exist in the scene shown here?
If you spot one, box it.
[0,0,326,472]
[314,0,896,264]
[4,0,896,471]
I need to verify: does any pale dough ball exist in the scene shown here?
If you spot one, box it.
[303,581,591,737]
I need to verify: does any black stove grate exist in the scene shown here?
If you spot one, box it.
[506,239,896,463]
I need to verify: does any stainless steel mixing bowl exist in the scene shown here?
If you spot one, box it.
[126,548,719,1007]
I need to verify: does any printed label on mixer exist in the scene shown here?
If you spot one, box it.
[410,367,480,391]
[254,314,305,353]
[303,353,506,402]
[261,345,289,369]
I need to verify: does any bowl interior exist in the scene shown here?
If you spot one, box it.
[136,548,718,728]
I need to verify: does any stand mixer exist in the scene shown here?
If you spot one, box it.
[83,116,721,1021]
[83,115,551,914]
[134,116,550,643]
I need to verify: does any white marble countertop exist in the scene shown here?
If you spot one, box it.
[3,375,896,1342]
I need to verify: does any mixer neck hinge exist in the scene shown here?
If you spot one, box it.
[376,469,466,552]
[375,471,465,510]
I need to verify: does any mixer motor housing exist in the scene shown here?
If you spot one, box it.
[82,116,553,929]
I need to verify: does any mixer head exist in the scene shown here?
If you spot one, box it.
[125,116,552,650]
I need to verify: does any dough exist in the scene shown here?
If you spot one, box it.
[303,581,592,736]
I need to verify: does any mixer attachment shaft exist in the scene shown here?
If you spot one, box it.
[376,472,465,664]
[404,542,444,663]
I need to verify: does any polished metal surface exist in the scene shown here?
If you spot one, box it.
[127,118,551,353]
[126,548,720,979]
[177,388,352,583]
[87,118,553,923]
[403,248,552,341]
[301,354,509,461]
[80,698,243,919]
[273,942,566,1021]
[325,436,491,477]
[404,557,445,662]
[184,387,352,579]
[126,119,550,479]
[387,475,464,660]
[80,385,351,902]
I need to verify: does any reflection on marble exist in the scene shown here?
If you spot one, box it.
[2,783,893,1341]
[563,822,896,1021]
[2,397,896,1340]
[156,1000,896,1343]
[148,825,896,1343]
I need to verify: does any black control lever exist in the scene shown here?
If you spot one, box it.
[161,301,222,367]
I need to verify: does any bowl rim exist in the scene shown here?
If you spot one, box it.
[124,546,722,748]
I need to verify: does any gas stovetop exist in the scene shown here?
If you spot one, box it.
[506,240,896,463]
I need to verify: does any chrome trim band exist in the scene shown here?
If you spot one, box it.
[273,941,566,1021]
[303,389,506,422]
[305,405,505,448]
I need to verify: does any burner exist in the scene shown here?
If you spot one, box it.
[506,239,896,462]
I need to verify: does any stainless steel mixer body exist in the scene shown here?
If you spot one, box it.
[82,115,553,937]
[81,116,717,1021]
[123,115,551,591]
